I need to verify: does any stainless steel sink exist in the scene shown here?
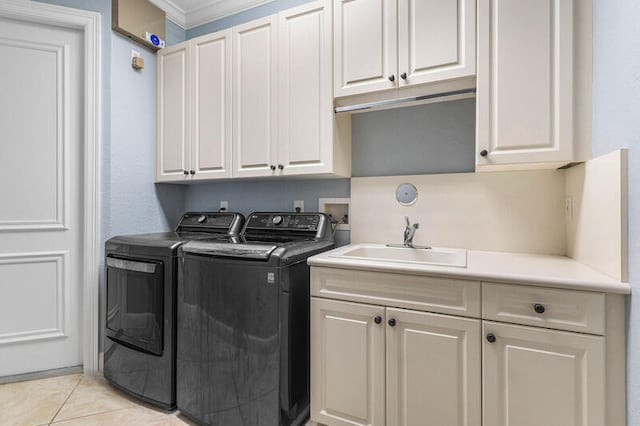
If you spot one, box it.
[331,245,467,268]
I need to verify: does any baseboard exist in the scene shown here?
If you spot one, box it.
[0,365,83,385]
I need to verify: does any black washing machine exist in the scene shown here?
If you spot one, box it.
[104,212,244,409]
[177,212,335,425]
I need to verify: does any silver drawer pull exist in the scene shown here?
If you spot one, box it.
[107,257,157,273]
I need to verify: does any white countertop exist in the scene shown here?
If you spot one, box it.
[307,243,630,294]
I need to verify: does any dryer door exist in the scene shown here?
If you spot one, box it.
[106,255,164,355]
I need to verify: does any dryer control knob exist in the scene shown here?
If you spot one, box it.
[197,215,207,224]
[272,215,283,225]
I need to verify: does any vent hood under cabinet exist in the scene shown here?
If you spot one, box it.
[334,79,476,114]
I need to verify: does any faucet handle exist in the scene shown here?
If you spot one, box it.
[405,216,419,229]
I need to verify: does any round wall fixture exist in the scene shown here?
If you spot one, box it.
[395,183,418,206]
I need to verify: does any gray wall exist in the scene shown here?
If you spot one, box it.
[592,0,640,422]
[110,32,185,235]
[184,179,350,245]
[166,19,187,45]
[352,99,476,177]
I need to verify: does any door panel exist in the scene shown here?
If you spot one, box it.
[105,257,164,355]
[483,321,605,426]
[311,298,385,426]
[278,0,332,175]
[0,17,83,376]
[477,0,573,166]
[398,0,476,86]
[0,38,64,229]
[386,308,481,426]
[157,43,189,180]
[334,0,397,97]
[232,16,278,177]
[191,30,232,179]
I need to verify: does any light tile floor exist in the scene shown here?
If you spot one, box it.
[0,373,320,426]
[0,373,194,425]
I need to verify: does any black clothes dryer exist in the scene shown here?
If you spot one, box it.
[104,212,244,409]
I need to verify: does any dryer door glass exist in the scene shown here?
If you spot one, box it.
[106,256,164,355]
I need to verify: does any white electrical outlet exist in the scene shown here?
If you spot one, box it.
[294,200,304,212]
[220,200,229,211]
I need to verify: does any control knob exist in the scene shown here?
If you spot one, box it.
[197,215,207,224]
[272,215,283,225]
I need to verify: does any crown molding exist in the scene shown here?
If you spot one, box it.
[150,0,274,30]
[149,0,187,28]
[186,0,274,29]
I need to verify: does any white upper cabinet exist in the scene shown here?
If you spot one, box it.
[333,0,397,97]
[233,1,351,178]
[232,16,279,178]
[398,0,476,87]
[157,2,351,182]
[476,0,575,169]
[334,0,476,98]
[156,30,232,182]
[191,30,232,179]
[156,43,189,181]
[278,0,334,176]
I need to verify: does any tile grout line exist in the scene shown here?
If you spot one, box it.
[47,374,84,425]
[48,407,133,425]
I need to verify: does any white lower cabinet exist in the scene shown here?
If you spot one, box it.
[311,298,386,426]
[310,269,621,426]
[483,321,605,426]
[386,308,481,426]
[311,298,481,426]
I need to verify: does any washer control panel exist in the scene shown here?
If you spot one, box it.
[176,212,245,235]
[247,213,321,231]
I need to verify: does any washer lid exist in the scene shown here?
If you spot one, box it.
[181,241,277,260]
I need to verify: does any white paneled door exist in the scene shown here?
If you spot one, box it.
[0,15,84,376]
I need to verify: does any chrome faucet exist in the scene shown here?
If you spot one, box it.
[403,216,419,247]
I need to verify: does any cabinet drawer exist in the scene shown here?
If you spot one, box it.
[482,283,605,335]
[311,267,481,318]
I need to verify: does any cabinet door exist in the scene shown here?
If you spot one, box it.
[397,0,475,87]
[232,16,278,177]
[476,0,574,168]
[190,30,232,179]
[334,0,397,97]
[483,321,605,426]
[278,0,333,176]
[386,308,481,426]
[311,298,386,426]
[156,43,189,181]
